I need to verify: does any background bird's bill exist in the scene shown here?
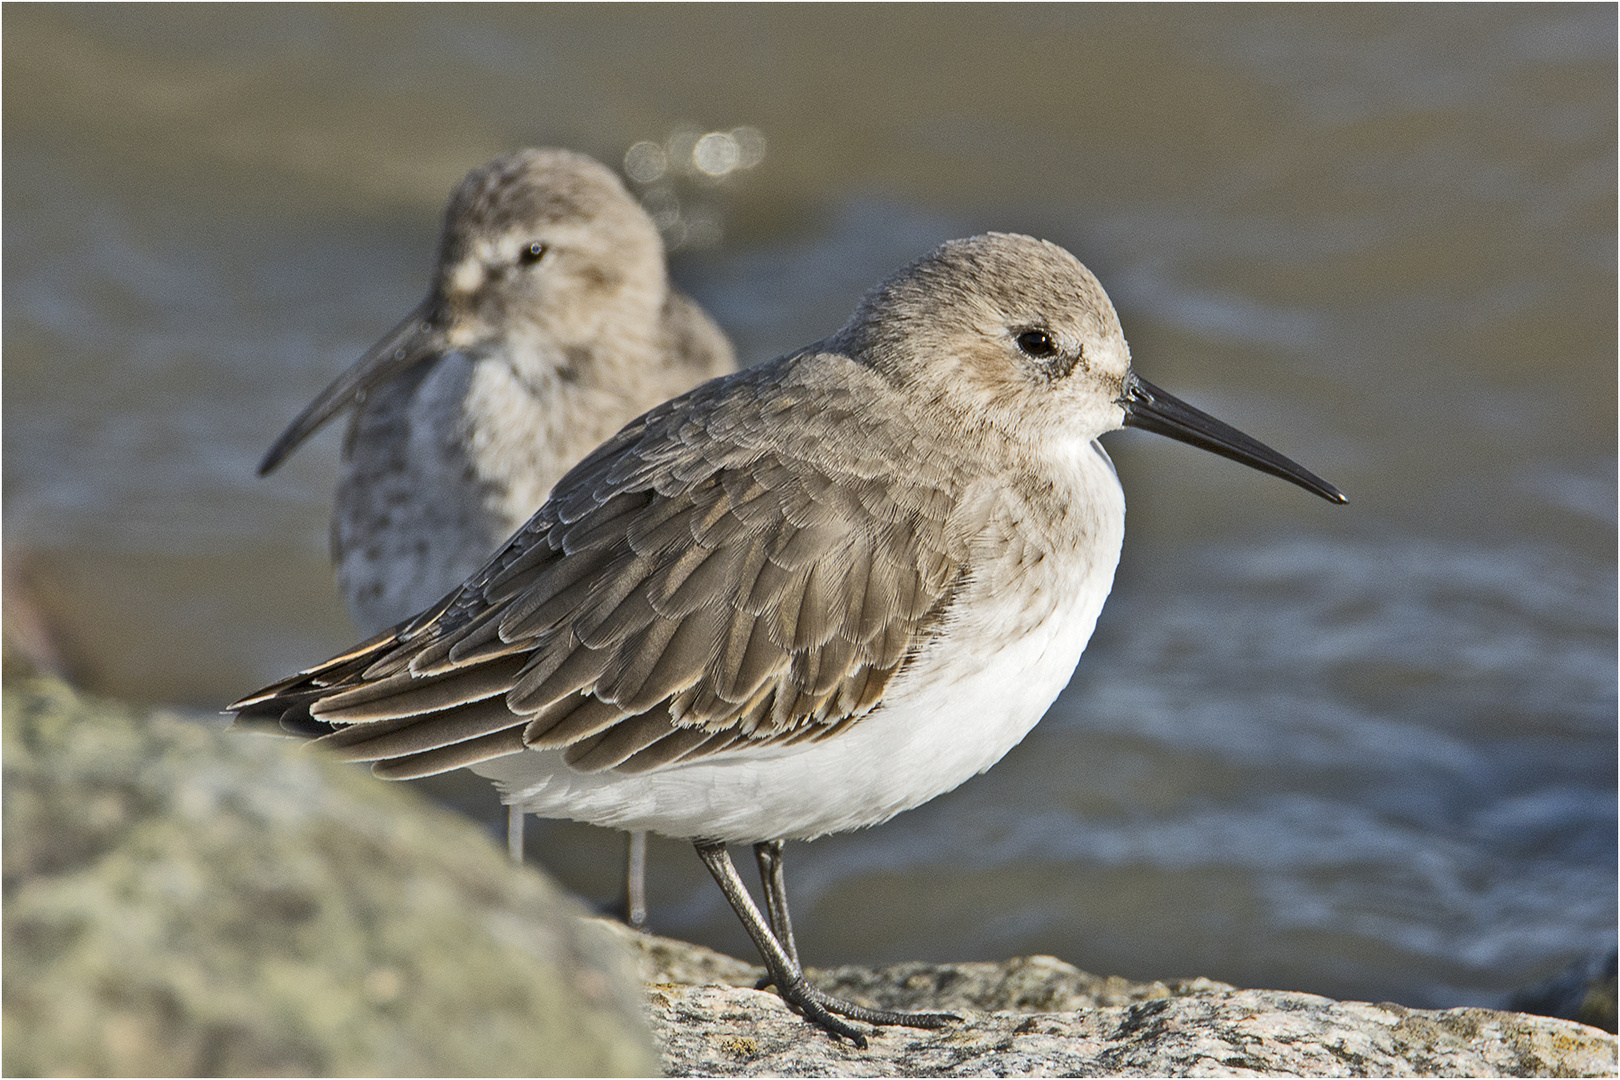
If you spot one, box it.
[256,299,440,476]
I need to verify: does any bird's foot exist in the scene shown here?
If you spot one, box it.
[767,970,959,1047]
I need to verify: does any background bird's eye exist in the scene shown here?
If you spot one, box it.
[1016,329,1057,359]
[518,242,547,266]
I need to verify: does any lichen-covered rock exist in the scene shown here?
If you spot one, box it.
[647,981,1619,1077]
[2,675,659,1077]
[811,955,1233,1016]
[598,916,1226,1013]
[607,925,1616,1077]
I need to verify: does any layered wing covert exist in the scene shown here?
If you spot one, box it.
[229,352,977,780]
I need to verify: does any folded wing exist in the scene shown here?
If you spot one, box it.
[231,354,974,781]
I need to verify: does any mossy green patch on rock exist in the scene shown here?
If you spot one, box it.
[2,676,658,1077]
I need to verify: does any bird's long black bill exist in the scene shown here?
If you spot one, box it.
[257,298,442,476]
[1120,374,1347,504]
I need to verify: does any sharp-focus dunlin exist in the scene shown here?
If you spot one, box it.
[257,147,733,920]
[235,233,1344,1044]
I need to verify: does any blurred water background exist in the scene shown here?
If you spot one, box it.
[4,5,1613,1011]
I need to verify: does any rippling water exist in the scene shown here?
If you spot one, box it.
[4,5,1613,1010]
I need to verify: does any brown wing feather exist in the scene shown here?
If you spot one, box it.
[228,351,972,779]
[316,696,523,761]
[370,728,528,780]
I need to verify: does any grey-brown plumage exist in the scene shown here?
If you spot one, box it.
[283,348,971,776]
[243,234,1087,778]
[258,148,736,634]
[236,233,1344,1045]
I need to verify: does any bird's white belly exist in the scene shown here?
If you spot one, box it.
[476,444,1127,843]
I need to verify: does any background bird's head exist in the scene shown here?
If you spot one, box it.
[433,148,669,357]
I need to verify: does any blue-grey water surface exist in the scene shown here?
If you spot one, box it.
[4,5,1614,1010]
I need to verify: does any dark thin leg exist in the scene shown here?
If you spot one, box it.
[625,830,648,930]
[694,840,959,1047]
[507,805,525,865]
[754,840,798,967]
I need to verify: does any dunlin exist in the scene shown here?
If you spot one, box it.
[257,148,733,914]
[234,233,1344,1044]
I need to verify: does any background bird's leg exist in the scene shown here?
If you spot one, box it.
[507,805,525,864]
[694,840,959,1046]
[625,830,648,929]
[754,840,799,968]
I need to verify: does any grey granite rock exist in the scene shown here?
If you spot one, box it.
[2,675,659,1077]
[599,916,1227,1010]
[646,981,1618,1077]
[591,921,1617,1076]
[810,956,1234,1016]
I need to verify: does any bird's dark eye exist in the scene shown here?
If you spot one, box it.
[1016,329,1057,359]
[518,242,547,266]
